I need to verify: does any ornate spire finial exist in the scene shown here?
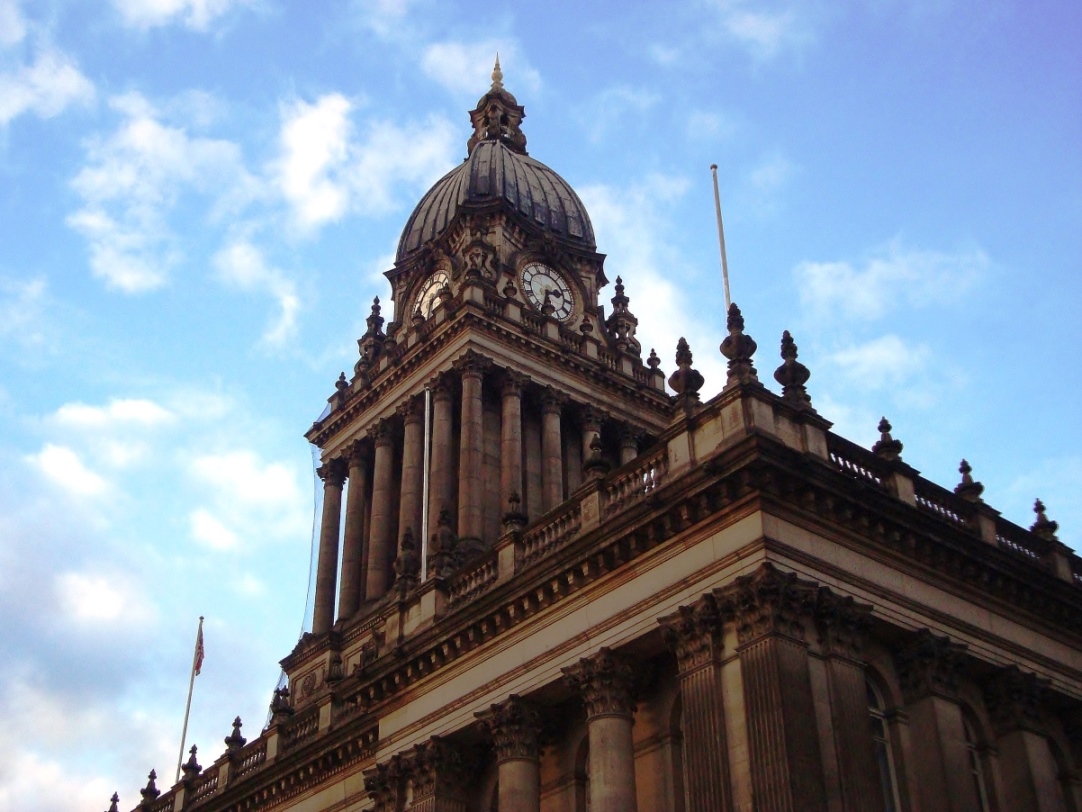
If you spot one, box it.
[668,337,704,408]
[1031,499,1059,541]
[954,459,984,502]
[181,745,201,783]
[872,417,903,461]
[647,348,660,370]
[225,716,246,752]
[606,275,640,355]
[492,54,503,89]
[467,57,527,155]
[719,302,758,386]
[106,792,120,812]
[140,770,160,803]
[773,330,812,410]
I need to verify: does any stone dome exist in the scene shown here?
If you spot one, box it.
[396,60,595,261]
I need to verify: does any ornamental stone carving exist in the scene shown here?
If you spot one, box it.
[659,593,723,673]
[362,762,398,812]
[562,648,638,718]
[893,629,967,703]
[713,562,817,645]
[452,349,491,379]
[815,588,873,661]
[983,665,1049,735]
[316,457,347,488]
[407,737,471,801]
[476,695,542,763]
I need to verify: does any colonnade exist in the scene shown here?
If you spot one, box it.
[310,353,648,635]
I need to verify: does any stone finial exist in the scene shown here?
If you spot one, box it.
[356,296,387,376]
[139,770,160,803]
[269,686,294,723]
[106,792,120,812]
[467,58,527,156]
[491,54,503,90]
[719,302,758,386]
[647,348,660,370]
[502,492,527,532]
[429,506,458,579]
[668,338,705,406]
[773,330,812,410]
[583,434,611,481]
[181,745,201,783]
[225,716,246,752]
[541,289,556,317]
[871,417,903,461]
[1031,499,1060,541]
[393,529,421,599]
[605,275,642,356]
[954,459,985,502]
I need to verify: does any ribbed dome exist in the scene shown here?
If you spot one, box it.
[396,140,596,261]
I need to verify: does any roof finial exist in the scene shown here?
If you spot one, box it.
[491,54,503,90]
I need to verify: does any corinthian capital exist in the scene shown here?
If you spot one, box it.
[316,457,347,488]
[562,648,637,719]
[659,594,723,673]
[893,629,967,703]
[713,562,817,645]
[815,588,872,661]
[983,665,1049,736]
[452,349,491,379]
[476,695,542,762]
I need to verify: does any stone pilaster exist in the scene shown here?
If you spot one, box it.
[659,594,732,812]
[477,695,543,812]
[815,589,883,812]
[312,457,347,635]
[500,371,528,526]
[563,648,639,812]
[714,563,827,812]
[984,666,1059,812]
[540,387,566,512]
[366,420,399,601]
[339,440,370,618]
[456,352,490,543]
[892,630,978,812]
[398,396,426,555]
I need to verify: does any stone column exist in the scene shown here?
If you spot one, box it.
[563,648,638,812]
[984,666,1061,812]
[338,440,370,618]
[398,396,425,548]
[404,738,471,812]
[816,590,883,812]
[477,695,542,812]
[893,629,979,812]
[659,595,733,812]
[500,371,528,524]
[312,458,346,635]
[456,352,489,542]
[366,420,398,601]
[540,388,566,512]
[619,427,642,466]
[714,563,828,812]
[429,374,456,528]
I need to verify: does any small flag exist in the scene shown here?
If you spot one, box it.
[194,618,205,676]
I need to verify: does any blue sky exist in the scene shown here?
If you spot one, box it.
[0,0,1079,807]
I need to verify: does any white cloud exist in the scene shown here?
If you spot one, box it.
[111,0,251,30]
[68,93,256,292]
[744,151,794,215]
[795,240,987,322]
[26,444,109,497]
[353,0,421,38]
[707,0,813,60]
[421,40,540,95]
[273,93,457,231]
[583,86,660,142]
[0,48,94,126]
[826,334,931,388]
[0,0,26,47]
[56,571,153,625]
[53,398,175,429]
[0,276,47,350]
[190,507,240,551]
[214,239,300,346]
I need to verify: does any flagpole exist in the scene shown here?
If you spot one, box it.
[175,616,203,784]
[710,164,732,309]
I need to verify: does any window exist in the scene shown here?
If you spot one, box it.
[867,678,902,812]
[962,714,993,812]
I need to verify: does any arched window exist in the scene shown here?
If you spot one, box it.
[867,677,902,812]
[962,713,993,812]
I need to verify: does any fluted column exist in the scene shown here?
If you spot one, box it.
[501,371,527,523]
[563,648,638,812]
[817,591,883,812]
[313,458,347,635]
[456,352,489,542]
[429,374,456,527]
[338,440,370,618]
[714,563,827,812]
[659,595,732,812]
[619,427,642,466]
[366,420,398,600]
[398,397,425,548]
[541,388,566,512]
[984,666,1058,812]
[477,695,542,812]
[893,630,977,812]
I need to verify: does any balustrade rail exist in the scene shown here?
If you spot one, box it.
[995,521,1046,564]
[826,434,889,490]
[520,311,545,335]
[602,448,668,518]
[280,707,319,752]
[149,792,176,812]
[447,553,499,608]
[233,739,267,780]
[521,503,583,567]
[913,479,974,531]
[189,766,219,804]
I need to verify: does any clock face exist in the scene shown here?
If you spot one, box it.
[521,262,574,321]
[415,271,450,319]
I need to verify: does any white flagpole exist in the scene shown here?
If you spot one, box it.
[710,164,732,309]
[175,616,203,784]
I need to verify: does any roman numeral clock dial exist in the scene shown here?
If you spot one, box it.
[521,262,574,322]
